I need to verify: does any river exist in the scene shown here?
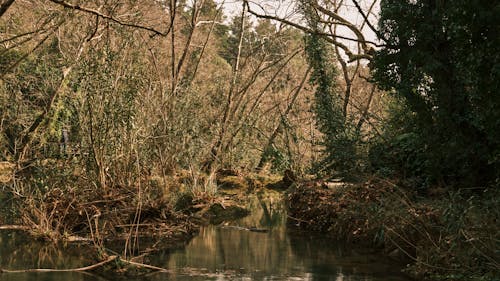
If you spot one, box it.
[0,190,414,281]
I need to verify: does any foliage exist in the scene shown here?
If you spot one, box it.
[373,0,500,187]
[260,144,290,173]
[303,29,359,177]
[0,43,64,159]
[287,179,500,280]
[369,97,431,186]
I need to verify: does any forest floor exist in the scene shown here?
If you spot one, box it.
[286,176,499,281]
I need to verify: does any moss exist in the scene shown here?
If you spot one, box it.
[217,176,248,190]
[206,203,250,224]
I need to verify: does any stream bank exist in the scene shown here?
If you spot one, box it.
[286,177,499,280]
[1,189,416,281]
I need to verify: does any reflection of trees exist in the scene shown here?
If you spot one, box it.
[0,231,101,279]
[166,226,297,277]
[236,192,286,229]
[0,232,117,280]
[162,192,298,277]
[153,192,410,280]
[256,193,283,228]
[288,235,410,281]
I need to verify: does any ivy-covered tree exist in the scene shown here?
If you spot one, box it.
[373,0,500,187]
[301,2,359,177]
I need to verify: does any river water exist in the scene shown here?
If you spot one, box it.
[0,190,413,281]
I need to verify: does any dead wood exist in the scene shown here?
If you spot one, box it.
[0,255,118,273]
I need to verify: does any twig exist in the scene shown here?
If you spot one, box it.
[48,0,167,36]
[287,214,311,224]
[121,259,172,273]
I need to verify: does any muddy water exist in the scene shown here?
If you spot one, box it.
[0,190,413,281]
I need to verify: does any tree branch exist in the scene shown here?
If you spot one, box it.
[48,0,168,36]
[244,1,373,62]
[0,256,118,273]
[0,0,15,18]
[311,1,370,52]
[350,0,387,43]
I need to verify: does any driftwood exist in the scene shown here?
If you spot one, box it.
[221,225,268,233]
[0,255,173,274]
[0,225,29,230]
[0,255,118,273]
[0,256,171,274]
[121,260,172,273]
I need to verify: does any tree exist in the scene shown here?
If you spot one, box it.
[373,0,500,186]
[243,0,386,176]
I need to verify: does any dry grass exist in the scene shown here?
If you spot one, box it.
[0,161,14,183]
[286,177,500,280]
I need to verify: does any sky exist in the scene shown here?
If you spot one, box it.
[215,0,380,58]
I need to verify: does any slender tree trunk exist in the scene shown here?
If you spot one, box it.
[16,67,72,163]
[356,83,376,133]
[204,2,245,171]
[169,0,177,93]
[189,4,222,82]
[175,0,205,80]
[0,0,15,18]
[256,66,311,170]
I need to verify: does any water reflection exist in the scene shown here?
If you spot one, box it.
[0,191,413,281]
[143,191,412,281]
[0,231,107,281]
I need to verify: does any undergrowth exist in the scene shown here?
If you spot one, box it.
[287,178,499,280]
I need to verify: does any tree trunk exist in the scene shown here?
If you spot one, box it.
[0,0,15,18]
[204,2,245,171]
[256,66,311,171]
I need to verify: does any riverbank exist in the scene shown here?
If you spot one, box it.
[2,160,497,280]
[0,187,416,281]
[286,177,499,280]
[0,162,288,268]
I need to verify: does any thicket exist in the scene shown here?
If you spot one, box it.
[371,0,500,189]
[2,1,497,277]
[0,1,317,177]
[0,0,323,252]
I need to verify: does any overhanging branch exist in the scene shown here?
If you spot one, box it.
[350,0,387,44]
[244,1,372,62]
[48,0,168,36]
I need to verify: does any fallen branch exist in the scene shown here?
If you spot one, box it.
[0,255,118,273]
[0,225,30,230]
[121,259,172,273]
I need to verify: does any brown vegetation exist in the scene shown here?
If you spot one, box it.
[286,178,500,279]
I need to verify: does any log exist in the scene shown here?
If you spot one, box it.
[0,225,29,230]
